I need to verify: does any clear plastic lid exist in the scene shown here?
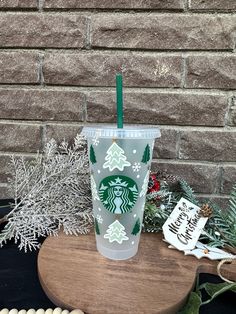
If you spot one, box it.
[82,125,161,139]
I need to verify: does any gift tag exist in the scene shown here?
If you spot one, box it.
[163,198,208,251]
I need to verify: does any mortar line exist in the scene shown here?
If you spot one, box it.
[0,84,232,95]
[196,193,230,199]
[225,95,234,126]
[41,123,47,148]
[152,159,236,166]
[0,8,235,14]
[183,0,188,11]
[85,16,91,50]
[83,93,88,122]
[39,124,45,152]
[218,166,224,194]
[15,9,236,14]
[0,120,43,126]
[176,130,182,160]
[0,152,235,167]
[0,120,236,131]
[181,56,187,88]
[0,151,39,157]
[38,0,44,12]
[187,0,191,11]
[0,47,235,56]
[0,183,8,187]
[213,166,221,194]
[38,52,45,86]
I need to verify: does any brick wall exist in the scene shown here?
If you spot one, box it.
[0,0,235,206]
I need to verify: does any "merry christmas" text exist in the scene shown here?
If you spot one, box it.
[168,207,202,245]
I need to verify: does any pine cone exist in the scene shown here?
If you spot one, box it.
[200,204,213,217]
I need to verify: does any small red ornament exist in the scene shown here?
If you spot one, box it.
[148,174,161,194]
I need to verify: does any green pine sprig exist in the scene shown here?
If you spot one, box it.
[200,184,236,251]
[144,176,236,251]
[179,179,199,205]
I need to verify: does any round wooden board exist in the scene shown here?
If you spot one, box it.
[38,232,236,314]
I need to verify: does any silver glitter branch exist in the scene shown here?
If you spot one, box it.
[0,134,93,252]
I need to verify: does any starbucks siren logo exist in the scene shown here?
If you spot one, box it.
[99,175,138,214]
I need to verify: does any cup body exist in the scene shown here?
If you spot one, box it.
[82,125,160,260]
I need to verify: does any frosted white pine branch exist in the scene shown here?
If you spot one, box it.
[0,134,93,252]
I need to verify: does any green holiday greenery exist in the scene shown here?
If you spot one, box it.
[131,218,141,236]
[144,173,236,313]
[94,218,100,235]
[90,145,97,164]
[141,144,150,164]
[144,172,236,253]
[178,276,236,314]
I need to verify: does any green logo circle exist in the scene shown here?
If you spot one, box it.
[99,175,138,214]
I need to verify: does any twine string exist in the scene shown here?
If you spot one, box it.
[217,258,236,284]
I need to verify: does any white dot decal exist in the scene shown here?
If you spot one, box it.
[98,207,101,211]
[133,214,137,218]
[132,241,135,245]
[97,169,101,174]
[133,150,137,154]
[137,175,140,178]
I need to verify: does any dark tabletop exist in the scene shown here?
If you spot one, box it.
[0,200,235,313]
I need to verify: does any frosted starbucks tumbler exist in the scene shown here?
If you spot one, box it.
[82,125,160,260]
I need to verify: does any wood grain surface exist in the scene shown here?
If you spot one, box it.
[37,232,236,314]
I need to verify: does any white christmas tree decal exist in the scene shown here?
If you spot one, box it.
[104,220,129,244]
[91,175,99,201]
[139,171,150,197]
[103,142,131,172]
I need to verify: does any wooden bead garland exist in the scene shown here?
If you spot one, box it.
[0,309,84,314]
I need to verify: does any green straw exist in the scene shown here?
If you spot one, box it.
[116,73,124,128]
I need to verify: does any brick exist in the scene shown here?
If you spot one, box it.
[86,91,228,126]
[186,56,236,90]
[44,0,183,10]
[91,14,235,50]
[190,0,236,10]
[221,166,236,194]
[44,52,182,88]
[0,52,38,84]
[0,156,11,183]
[0,184,11,200]
[45,124,82,144]
[0,14,86,48]
[0,124,42,153]
[210,196,231,210]
[153,129,178,159]
[197,195,230,210]
[228,96,236,126]
[0,88,85,121]
[151,161,219,193]
[0,0,36,8]
[179,130,236,162]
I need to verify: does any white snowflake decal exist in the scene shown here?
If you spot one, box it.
[92,137,100,146]
[96,214,103,224]
[132,162,141,172]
